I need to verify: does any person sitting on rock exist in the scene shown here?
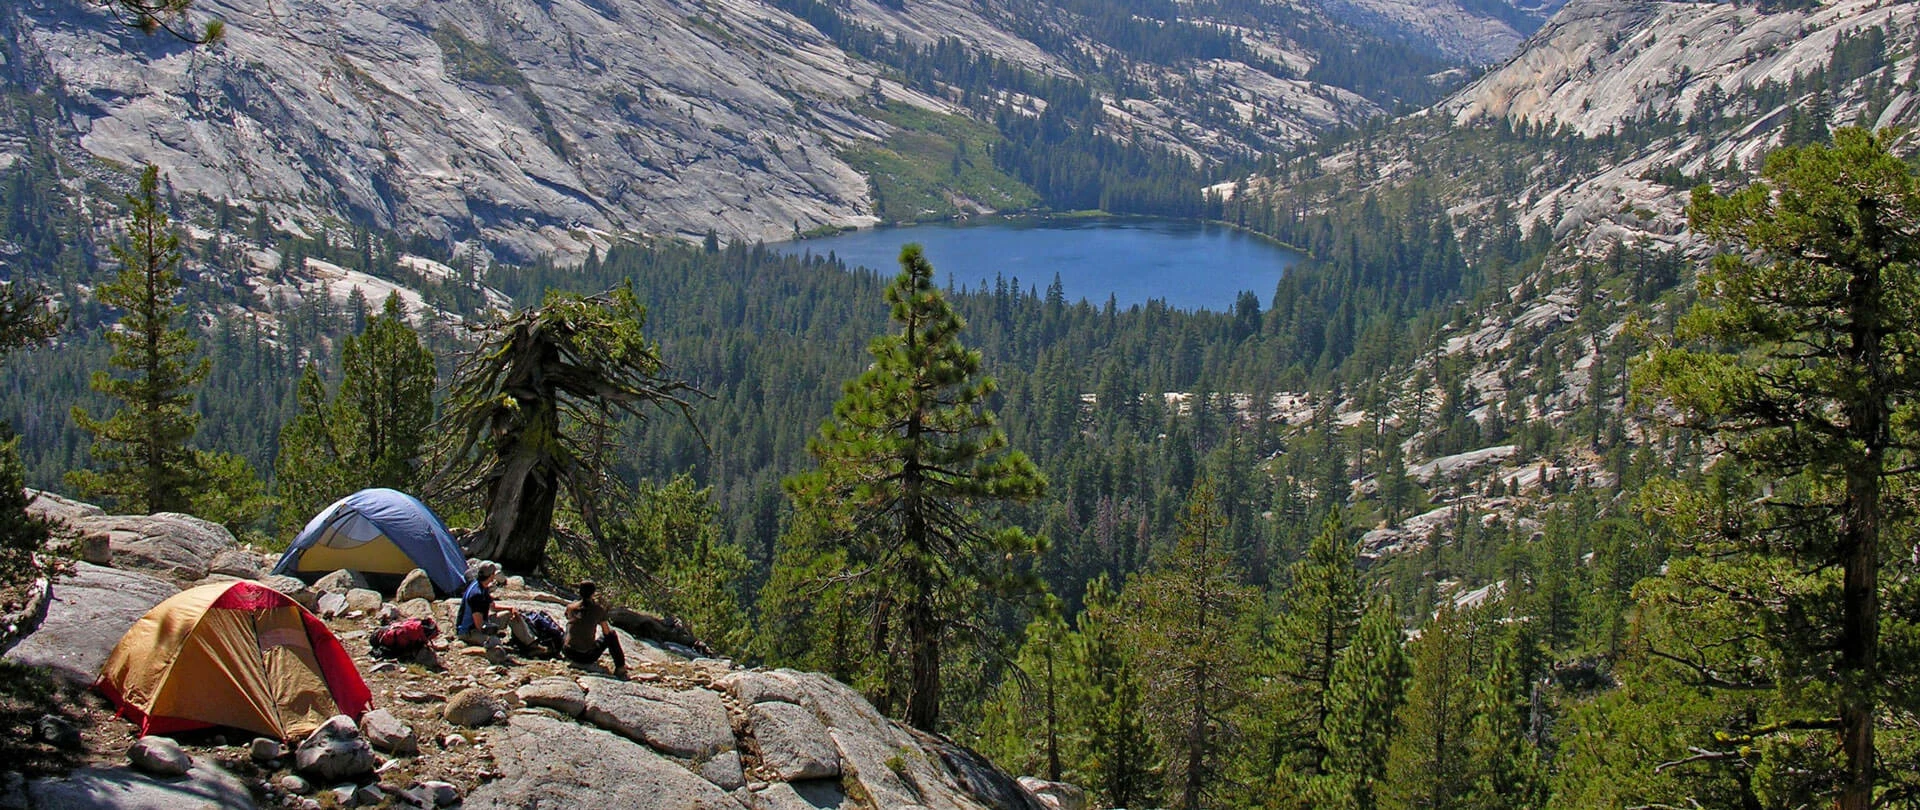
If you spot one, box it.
[563,580,628,678]
[456,562,518,646]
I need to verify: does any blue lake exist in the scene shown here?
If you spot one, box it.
[775,217,1301,312]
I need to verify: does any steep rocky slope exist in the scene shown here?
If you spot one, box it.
[1,0,1556,261]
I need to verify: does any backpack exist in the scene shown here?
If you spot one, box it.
[516,610,565,657]
[370,617,438,660]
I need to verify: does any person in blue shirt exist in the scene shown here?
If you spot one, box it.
[457,562,517,645]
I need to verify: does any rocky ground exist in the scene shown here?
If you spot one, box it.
[0,491,1084,810]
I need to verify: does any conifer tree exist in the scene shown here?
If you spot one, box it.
[1636,127,1920,808]
[1251,512,1363,791]
[0,282,55,590]
[1463,637,1546,810]
[433,285,693,573]
[1315,597,1409,810]
[781,243,1046,731]
[1128,480,1256,808]
[339,294,435,489]
[1077,574,1160,808]
[69,165,210,514]
[274,364,353,533]
[1382,604,1481,810]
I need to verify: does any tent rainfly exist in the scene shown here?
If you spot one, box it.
[96,580,373,740]
[272,488,469,596]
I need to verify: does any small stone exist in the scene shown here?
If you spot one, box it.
[370,662,401,674]
[352,783,385,806]
[444,687,507,727]
[251,737,287,762]
[278,774,313,794]
[399,690,444,703]
[34,714,80,749]
[440,734,469,750]
[344,588,383,614]
[700,750,746,791]
[417,780,461,807]
[330,784,356,805]
[376,603,401,624]
[396,598,436,621]
[294,715,376,782]
[128,735,191,777]
[360,708,419,756]
[396,569,436,602]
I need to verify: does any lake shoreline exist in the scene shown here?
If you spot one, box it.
[785,210,1310,257]
[772,214,1302,313]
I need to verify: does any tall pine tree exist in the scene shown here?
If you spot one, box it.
[69,165,209,513]
[779,243,1046,731]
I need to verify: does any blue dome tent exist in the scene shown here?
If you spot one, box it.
[273,489,469,596]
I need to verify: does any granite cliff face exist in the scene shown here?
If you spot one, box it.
[0,0,1555,260]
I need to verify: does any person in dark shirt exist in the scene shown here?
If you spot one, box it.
[563,580,627,678]
[457,562,517,645]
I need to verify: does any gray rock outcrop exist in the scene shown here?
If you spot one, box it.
[746,701,839,781]
[5,563,176,684]
[466,714,746,810]
[62,513,238,585]
[23,759,255,809]
[580,678,735,761]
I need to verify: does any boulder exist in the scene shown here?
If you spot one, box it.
[444,687,508,727]
[261,575,319,610]
[70,532,113,565]
[344,588,383,614]
[1017,777,1088,810]
[395,598,436,621]
[294,715,376,782]
[208,549,263,579]
[25,760,254,809]
[396,569,436,602]
[313,569,368,594]
[128,736,191,777]
[746,701,838,781]
[516,677,587,717]
[5,563,176,684]
[359,708,419,755]
[581,678,735,761]
[70,512,237,584]
[465,713,747,810]
[751,780,849,810]
[315,592,349,619]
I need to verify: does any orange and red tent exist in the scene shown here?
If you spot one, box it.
[96,580,372,740]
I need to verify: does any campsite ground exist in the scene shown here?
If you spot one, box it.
[3,578,683,808]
